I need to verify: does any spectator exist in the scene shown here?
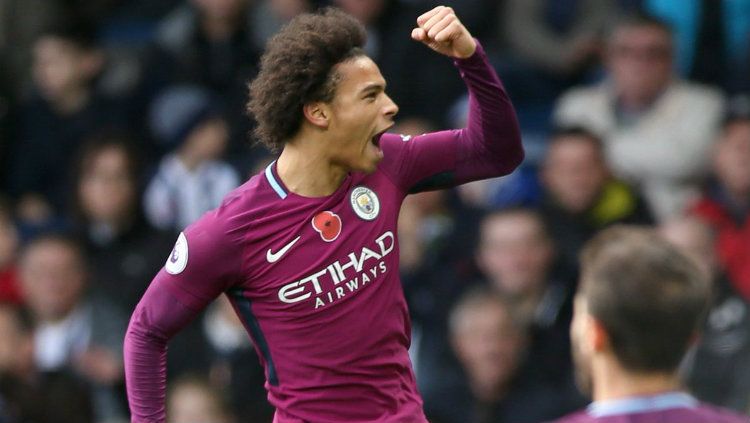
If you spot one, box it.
[167,375,233,423]
[690,98,750,302]
[0,0,66,98]
[498,0,616,103]
[144,85,240,231]
[554,13,724,221]
[554,226,747,423]
[425,286,581,423]
[19,234,127,422]
[660,216,750,412]
[539,126,652,275]
[146,0,262,172]
[200,296,273,422]
[72,135,176,312]
[399,188,484,400]
[475,208,575,385]
[0,303,95,423]
[0,198,21,304]
[6,19,127,223]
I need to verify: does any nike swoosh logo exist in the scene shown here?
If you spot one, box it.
[266,236,301,263]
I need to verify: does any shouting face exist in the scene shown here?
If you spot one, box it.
[320,55,398,174]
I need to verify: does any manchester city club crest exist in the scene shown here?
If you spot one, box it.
[350,186,380,221]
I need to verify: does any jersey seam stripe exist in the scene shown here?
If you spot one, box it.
[265,161,288,199]
[228,288,279,386]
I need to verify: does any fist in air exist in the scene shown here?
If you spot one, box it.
[411,6,476,59]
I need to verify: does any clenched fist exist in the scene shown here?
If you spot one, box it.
[411,6,476,59]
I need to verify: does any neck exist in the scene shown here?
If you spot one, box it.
[593,356,681,402]
[177,148,205,171]
[52,86,90,115]
[276,137,348,197]
[724,186,750,210]
[201,14,240,41]
[470,377,508,403]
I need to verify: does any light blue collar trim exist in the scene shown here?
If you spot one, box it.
[265,161,287,199]
[587,392,698,418]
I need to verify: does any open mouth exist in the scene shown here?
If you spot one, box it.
[371,128,389,148]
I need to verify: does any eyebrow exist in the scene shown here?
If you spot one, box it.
[360,83,386,95]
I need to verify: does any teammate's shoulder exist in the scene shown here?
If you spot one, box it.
[549,409,592,423]
[695,403,750,422]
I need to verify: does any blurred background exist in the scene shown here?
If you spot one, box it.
[0,0,749,422]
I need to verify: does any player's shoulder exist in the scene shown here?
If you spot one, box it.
[186,172,270,238]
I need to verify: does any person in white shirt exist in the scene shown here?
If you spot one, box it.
[554,13,723,221]
[144,85,240,231]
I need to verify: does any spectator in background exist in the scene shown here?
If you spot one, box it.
[0,0,66,98]
[19,234,127,423]
[660,216,750,412]
[72,136,175,312]
[199,296,273,422]
[147,0,262,172]
[643,0,750,93]
[554,226,747,423]
[6,20,127,224]
[554,13,723,221]
[690,98,750,302]
[425,286,580,423]
[498,0,616,104]
[167,375,233,423]
[144,85,240,231]
[539,126,652,276]
[0,199,21,304]
[0,303,95,423]
[475,209,575,386]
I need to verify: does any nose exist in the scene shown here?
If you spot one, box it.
[383,94,399,119]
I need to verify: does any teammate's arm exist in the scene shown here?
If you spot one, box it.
[124,209,244,422]
[380,6,524,193]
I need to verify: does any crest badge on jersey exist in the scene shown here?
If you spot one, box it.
[350,186,380,221]
[165,232,188,275]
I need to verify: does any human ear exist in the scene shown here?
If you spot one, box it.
[303,102,329,129]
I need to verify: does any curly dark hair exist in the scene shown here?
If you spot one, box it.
[247,8,367,151]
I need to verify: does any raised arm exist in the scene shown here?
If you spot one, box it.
[380,6,524,193]
[124,210,243,422]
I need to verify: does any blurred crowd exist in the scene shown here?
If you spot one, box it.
[0,0,749,422]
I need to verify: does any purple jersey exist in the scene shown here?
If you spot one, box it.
[124,41,523,423]
[554,392,750,423]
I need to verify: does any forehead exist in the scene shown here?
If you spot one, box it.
[332,56,385,94]
[611,24,671,46]
[722,120,750,140]
[548,136,601,159]
[22,240,78,265]
[482,213,544,240]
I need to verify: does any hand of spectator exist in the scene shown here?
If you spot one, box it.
[411,6,477,59]
[568,35,601,68]
[75,347,123,385]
